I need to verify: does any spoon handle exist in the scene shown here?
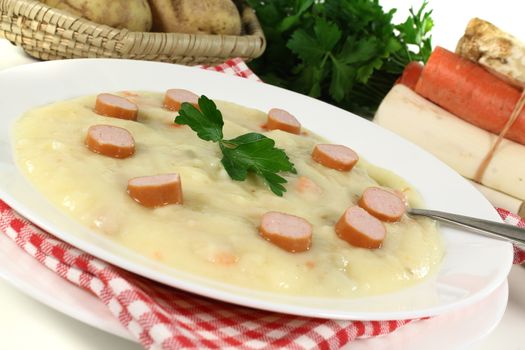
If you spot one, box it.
[409,208,525,247]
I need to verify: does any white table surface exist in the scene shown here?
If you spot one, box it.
[1,1,525,348]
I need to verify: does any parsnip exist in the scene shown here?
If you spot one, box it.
[374,85,525,201]
[456,18,525,88]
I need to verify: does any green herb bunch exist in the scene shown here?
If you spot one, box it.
[247,0,433,118]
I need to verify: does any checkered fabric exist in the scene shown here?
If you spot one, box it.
[0,59,523,349]
[200,58,262,82]
[496,208,525,264]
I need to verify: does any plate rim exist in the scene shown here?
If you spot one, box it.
[0,58,514,320]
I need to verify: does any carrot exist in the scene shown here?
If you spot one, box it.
[414,46,525,145]
[395,61,423,90]
[153,251,164,262]
[295,176,323,194]
[305,261,316,269]
[210,252,238,266]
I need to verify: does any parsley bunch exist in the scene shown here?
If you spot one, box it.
[176,96,296,196]
[247,0,433,118]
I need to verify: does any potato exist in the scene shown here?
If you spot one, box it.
[41,0,153,32]
[148,0,242,35]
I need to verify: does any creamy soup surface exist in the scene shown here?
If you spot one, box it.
[13,92,444,297]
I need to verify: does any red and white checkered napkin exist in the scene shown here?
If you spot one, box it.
[0,59,523,349]
[200,58,262,82]
[496,208,525,264]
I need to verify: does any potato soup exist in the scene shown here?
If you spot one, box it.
[12,92,444,297]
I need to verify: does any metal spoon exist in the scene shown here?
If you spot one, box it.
[408,208,525,249]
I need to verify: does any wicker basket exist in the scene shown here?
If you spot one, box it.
[0,0,266,65]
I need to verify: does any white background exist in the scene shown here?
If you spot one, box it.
[0,1,524,349]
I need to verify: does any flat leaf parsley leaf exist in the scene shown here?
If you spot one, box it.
[176,97,296,196]
[175,95,223,142]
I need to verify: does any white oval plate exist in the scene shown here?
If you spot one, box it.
[0,59,513,320]
[0,231,509,350]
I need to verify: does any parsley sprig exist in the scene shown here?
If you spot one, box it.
[175,96,296,196]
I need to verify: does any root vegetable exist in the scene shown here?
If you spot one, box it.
[41,0,153,32]
[148,0,241,35]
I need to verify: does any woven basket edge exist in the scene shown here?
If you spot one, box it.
[0,0,266,63]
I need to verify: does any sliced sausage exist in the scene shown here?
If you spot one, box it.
[311,144,359,171]
[85,125,135,158]
[95,93,138,121]
[164,89,199,111]
[359,187,406,222]
[265,108,301,134]
[127,173,183,208]
[335,206,386,249]
[259,211,312,253]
